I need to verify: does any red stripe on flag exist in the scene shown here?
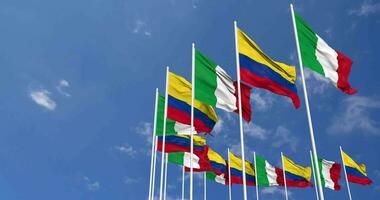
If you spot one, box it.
[330,163,342,190]
[233,81,252,122]
[336,51,357,95]
[347,174,373,185]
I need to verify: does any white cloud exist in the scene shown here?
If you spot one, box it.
[29,89,57,111]
[328,96,380,135]
[56,79,71,97]
[136,122,153,143]
[261,187,292,198]
[250,92,275,111]
[83,176,100,191]
[349,1,380,16]
[132,20,151,36]
[303,69,331,95]
[213,119,224,134]
[244,123,269,140]
[124,176,140,184]
[271,126,298,152]
[114,143,137,157]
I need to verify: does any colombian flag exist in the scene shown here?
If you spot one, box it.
[342,150,372,185]
[237,28,300,108]
[229,152,255,186]
[157,135,206,153]
[282,155,312,188]
[168,72,218,134]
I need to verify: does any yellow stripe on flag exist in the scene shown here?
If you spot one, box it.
[229,152,255,176]
[208,148,225,165]
[176,134,206,146]
[283,155,311,180]
[342,150,368,176]
[168,72,218,122]
[237,28,296,83]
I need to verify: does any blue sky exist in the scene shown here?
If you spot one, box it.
[0,0,380,199]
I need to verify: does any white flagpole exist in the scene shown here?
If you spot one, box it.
[148,88,159,200]
[164,154,168,200]
[152,136,158,200]
[253,152,259,200]
[290,4,325,200]
[281,152,289,200]
[190,43,195,200]
[204,172,207,200]
[233,20,248,200]
[228,148,232,200]
[340,146,353,200]
[182,166,185,200]
[310,150,320,200]
[159,67,170,200]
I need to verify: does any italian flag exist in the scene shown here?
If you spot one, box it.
[195,50,252,122]
[206,171,226,185]
[168,152,201,169]
[255,154,280,186]
[156,95,196,136]
[318,158,342,191]
[294,13,357,95]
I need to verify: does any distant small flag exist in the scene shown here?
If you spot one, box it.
[195,49,252,122]
[294,13,357,94]
[229,151,256,186]
[317,158,342,190]
[255,154,282,187]
[237,27,300,108]
[168,146,210,171]
[207,148,228,182]
[168,72,218,134]
[206,171,227,185]
[157,134,206,153]
[282,155,312,188]
[342,150,372,185]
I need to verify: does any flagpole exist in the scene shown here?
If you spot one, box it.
[148,88,159,200]
[281,152,288,200]
[233,20,248,200]
[182,166,185,200]
[204,172,207,200]
[253,152,259,200]
[310,150,320,200]
[164,154,168,200]
[159,67,170,200]
[228,148,232,200]
[290,4,325,200]
[152,136,158,200]
[190,42,195,200]
[340,146,353,200]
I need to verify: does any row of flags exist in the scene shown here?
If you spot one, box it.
[148,4,369,200]
[158,134,373,189]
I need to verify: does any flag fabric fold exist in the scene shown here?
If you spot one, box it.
[342,150,372,185]
[157,135,206,153]
[283,155,312,188]
[255,154,280,187]
[168,146,210,171]
[294,13,357,94]
[229,152,256,186]
[317,158,342,191]
[237,27,300,108]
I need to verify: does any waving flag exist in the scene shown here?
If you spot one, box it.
[168,146,210,171]
[157,135,206,153]
[255,154,282,187]
[342,150,372,185]
[229,152,255,186]
[317,158,342,190]
[208,148,228,176]
[237,28,300,108]
[206,171,227,185]
[283,155,312,187]
[168,72,218,134]
[294,13,357,94]
[156,95,196,136]
[195,50,252,122]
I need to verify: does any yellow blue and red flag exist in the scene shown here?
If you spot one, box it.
[157,134,206,153]
[237,28,300,108]
[282,155,312,188]
[229,151,255,186]
[342,150,372,185]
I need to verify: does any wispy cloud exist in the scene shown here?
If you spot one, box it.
[136,122,153,143]
[328,96,380,135]
[29,89,57,111]
[213,119,224,135]
[244,123,269,140]
[250,91,275,111]
[261,187,292,198]
[349,1,380,16]
[56,79,71,97]
[271,126,298,152]
[132,20,151,36]
[114,143,137,157]
[124,176,141,184]
[303,69,331,95]
[83,176,100,191]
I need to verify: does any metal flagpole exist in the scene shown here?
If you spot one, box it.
[253,152,259,200]
[190,43,195,200]
[289,4,325,200]
[310,150,320,200]
[204,172,207,200]
[182,166,185,200]
[281,152,288,200]
[340,146,353,200]
[228,148,232,200]
[148,88,159,200]
[159,67,170,200]
[164,154,168,200]
[233,20,248,200]
[151,136,158,200]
